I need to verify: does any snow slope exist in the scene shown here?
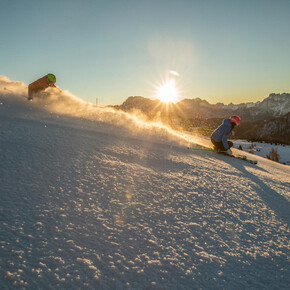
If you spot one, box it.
[0,77,289,289]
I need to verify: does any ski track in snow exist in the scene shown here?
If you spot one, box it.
[0,78,289,289]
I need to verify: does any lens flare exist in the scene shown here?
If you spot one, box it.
[169,70,180,77]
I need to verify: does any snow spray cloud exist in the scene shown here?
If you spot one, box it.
[32,88,195,145]
[0,76,205,147]
[0,76,27,96]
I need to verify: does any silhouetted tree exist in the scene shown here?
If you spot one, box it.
[267,147,280,163]
[248,143,255,154]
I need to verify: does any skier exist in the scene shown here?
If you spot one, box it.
[211,115,241,155]
[28,73,57,100]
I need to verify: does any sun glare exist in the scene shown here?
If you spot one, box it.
[156,79,179,103]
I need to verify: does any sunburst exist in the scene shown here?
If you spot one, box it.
[156,79,179,104]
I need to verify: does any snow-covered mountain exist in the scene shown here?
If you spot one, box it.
[1,76,290,289]
[208,93,290,117]
[231,93,290,121]
[257,93,290,116]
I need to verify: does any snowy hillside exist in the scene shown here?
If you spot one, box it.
[0,77,289,289]
[233,140,290,165]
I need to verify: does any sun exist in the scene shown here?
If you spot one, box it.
[156,79,179,103]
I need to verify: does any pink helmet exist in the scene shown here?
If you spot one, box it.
[230,115,241,125]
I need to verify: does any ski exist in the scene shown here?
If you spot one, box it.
[232,153,258,164]
[187,147,227,153]
[188,147,258,165]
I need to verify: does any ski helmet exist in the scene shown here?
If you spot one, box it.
[47,73,56,84]
[230,115,241,125]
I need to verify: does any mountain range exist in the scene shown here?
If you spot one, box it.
[114,93,290,120]
[113,93,290,143]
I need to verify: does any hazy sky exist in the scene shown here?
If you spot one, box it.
[1,0,289,106]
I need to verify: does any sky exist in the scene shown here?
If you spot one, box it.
[1,0,290,106]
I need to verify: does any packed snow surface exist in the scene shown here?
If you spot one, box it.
[0,77,289,289]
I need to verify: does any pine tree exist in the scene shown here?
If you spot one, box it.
[266,147,280,163]
[248,143,255,154]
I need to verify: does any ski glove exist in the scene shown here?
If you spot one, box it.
[227,149,232,155]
